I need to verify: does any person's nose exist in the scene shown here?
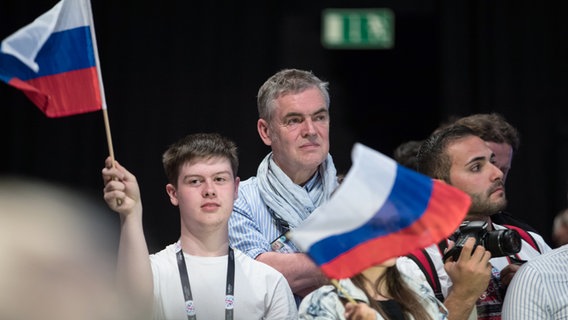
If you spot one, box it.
[302,119,317,137]
[490,163,504,182]
[202,181,216,198]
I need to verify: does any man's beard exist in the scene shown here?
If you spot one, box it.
[467,190,507,218]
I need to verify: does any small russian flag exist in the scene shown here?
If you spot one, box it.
[288,143,471,279]
[0,0,103,117]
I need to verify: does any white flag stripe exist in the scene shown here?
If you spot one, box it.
[56,0,92,32]
[290,143,397,250]
[0,2,63,72]
[0,0,91,73]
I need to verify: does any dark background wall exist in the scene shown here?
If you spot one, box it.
[1,0,566,252]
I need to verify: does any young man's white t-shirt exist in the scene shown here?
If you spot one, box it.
[150,244,297,320]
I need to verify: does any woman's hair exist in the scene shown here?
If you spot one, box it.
[351,267,433,320]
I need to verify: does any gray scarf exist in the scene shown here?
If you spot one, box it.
[257,152,338,229]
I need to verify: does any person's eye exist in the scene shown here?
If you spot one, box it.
[188,179,202,186]
[285,117,302,125]
[214,176,227,183]
[314,113,328,122]
[471,164,480,172]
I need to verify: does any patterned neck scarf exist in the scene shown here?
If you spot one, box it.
[257,152,338,229]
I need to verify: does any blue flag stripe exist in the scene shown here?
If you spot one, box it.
[0,26,95,81]
[307,165,433,265]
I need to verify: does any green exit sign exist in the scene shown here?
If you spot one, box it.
[322,8,394,49]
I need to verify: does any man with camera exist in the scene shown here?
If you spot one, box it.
[398,124,550,320]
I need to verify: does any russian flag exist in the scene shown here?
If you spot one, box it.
[288,143,471,279]
[0,0,103,117]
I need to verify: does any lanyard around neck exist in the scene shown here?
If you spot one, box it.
[175,242,235,320]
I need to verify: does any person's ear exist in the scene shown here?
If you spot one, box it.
[257,119,272,146]
[165,184,179,206]
[233,177,240,200]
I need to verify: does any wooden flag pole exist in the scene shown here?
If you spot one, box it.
[87,0,114,164]
[86,0,122,206]
[102,108,122,206]
[102,108,116,163]
[330,279,357,304]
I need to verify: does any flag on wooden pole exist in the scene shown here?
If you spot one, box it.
[0,0,105,117]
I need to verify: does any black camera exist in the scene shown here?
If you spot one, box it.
[442,220,522,262]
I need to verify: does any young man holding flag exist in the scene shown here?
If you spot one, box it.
[102,133,296,319]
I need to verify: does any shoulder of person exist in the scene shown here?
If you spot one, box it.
[149,243,180,272]
[237,176,259,189]
[298,284,343,320]
[399,272,449,317]
[149,242,178,259]
[523,244,568,267]
[233,177,261,203]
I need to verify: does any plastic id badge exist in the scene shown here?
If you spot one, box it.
[270,233,298,253]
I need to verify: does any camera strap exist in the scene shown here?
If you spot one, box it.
[502,224,541,253]
[406,240,448,302]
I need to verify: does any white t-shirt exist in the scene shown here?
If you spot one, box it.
[150,244,297,320]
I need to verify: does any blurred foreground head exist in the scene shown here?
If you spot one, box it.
[0,177,133,320]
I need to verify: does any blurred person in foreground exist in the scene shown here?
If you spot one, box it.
[0,177,131,320]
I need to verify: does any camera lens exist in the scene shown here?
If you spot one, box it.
[484,229,522,257]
